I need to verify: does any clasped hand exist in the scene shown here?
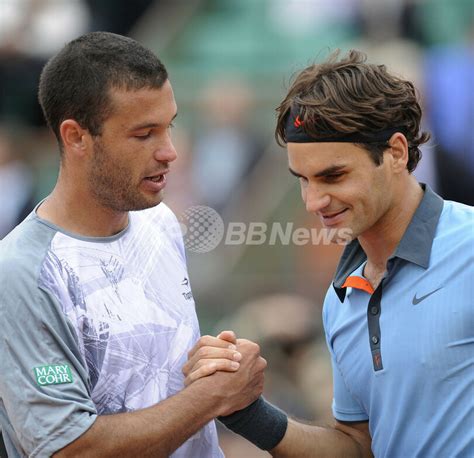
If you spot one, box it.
[182,331,267,416]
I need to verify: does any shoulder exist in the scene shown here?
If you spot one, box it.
[436,200,474,245]
[0,215,56,284]
[0,216,59,316]
[441,199,473,221]
[430,200,473,275]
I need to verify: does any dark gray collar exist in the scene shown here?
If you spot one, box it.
[333,184,444,302]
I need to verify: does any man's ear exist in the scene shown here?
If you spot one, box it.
[59,120,91,157]
[387,132,409,174]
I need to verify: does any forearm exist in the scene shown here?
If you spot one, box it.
[270,419,373,458]
[54,381,221,457]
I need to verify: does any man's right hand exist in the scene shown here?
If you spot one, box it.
[183,332,267,416]
[54,332,266,457]
[182,331,240,385]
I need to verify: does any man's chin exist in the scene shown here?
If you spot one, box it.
[330,227,355,246]
[104,193,164,213]
[130,196,163,212]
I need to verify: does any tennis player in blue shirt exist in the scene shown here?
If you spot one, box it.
[184,50,474,457]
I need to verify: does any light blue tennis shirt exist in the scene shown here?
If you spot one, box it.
[323,185,474,457]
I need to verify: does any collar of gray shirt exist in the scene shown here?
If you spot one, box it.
[332,183,444,302]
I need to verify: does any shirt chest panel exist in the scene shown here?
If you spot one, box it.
[330,270,473,414]
[45,230,199,412]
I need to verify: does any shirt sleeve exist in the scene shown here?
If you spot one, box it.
[322,293,369,423]
[0,261,97,457]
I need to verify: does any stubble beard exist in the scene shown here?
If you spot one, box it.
[88,140,163,212]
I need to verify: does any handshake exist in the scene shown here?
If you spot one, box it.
[181,330,290,452]
[182,330,267,417]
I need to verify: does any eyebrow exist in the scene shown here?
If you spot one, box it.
[129,112,178,131]
[288,164,347,178]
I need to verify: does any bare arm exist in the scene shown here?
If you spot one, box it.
[270,419,372,458]
[54,382,219,458]
[184,332,373,458]
[54,335,266,457]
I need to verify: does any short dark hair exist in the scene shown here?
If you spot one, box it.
[38,31,168,148]
[275,50,429,172]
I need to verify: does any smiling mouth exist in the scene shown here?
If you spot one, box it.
[319,208,349,226]
[321,209,347,219]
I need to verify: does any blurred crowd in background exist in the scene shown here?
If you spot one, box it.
[0,0,472,456]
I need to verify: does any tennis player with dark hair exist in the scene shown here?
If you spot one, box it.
[0,32,266,457]
[185,50,474,457]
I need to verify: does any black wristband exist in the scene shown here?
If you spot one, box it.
[218,396,288,451]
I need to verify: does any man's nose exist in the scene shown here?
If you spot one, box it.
[155,138,177,163]
[304,184,331,214]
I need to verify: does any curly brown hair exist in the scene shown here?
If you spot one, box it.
[275,50,430,172]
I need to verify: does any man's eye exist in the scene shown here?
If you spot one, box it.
[325,173,344,182]
[135,132,152,140]
[168,122,175,129]
[299,176,308,185]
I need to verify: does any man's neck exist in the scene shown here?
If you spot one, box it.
[37,179,128,238]
[359,178,423,286]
